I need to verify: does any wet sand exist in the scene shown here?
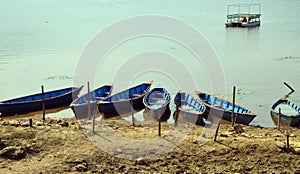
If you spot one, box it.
[0,117,300,173]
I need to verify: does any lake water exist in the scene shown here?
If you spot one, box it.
[1,0,300,127]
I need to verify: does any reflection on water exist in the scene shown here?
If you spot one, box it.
[225,27,260,50]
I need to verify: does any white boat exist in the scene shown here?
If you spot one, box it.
[225,4,261,28]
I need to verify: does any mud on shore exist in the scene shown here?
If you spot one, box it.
[0,117,300,173]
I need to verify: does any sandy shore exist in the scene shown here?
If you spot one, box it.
[0,117,300,173]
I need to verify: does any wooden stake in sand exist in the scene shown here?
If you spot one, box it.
[214,121,221,142]
[286,134,290,152]
[92,112,96,134]
[158,118,161,137]
[174,98,179,127]
[130,94,135,126]
[231,86,236,127]
[29,118,33,127]
[87,81,95,133]
[87,81,91,120]
[41,85,45,121]
[278,108,281,130]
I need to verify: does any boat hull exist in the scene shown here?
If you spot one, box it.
[176,109,206,125]
[225,21,260,27]
[0,86,83,117]
[196,90,256,125]
[97,81,152,118]
[70,84,113,120]
[144,104,171,122]
[270,110,300,127]
[203,105,255,125]
[225,22,242,27]
[270,99,300,127]
[241,21,260,27]
[71,102,100,120]
[99,95,146,118]
[174,91,206,126]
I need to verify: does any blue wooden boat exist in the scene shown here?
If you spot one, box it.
[97,80,152,118]
[0,86,83,117]
[270,98,300,127]
[174,91,206,125]
[195,90,256,125]
[143,85,171,122]
[70,83,113,120]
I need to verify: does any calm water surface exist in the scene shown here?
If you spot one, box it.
[1,0,300,127]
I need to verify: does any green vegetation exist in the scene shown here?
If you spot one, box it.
[275,56,300,61]
[45,75,73,80]
[1,131,35,140]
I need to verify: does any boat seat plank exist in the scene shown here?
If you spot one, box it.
[150,98,164,100]
[213,104,222,108]
[149,102,166,105]
[117,99,127,101]
[95,97,105,100]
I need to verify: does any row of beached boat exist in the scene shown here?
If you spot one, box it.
[0,80,253,126]
[0,80,299,128]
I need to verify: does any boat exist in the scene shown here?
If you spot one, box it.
[0,86,83,117]
[173,91,206,125]
[270,98,300,127]
[195,90,256,125]
[70,83,113,120]
[143,85,171,122]
[225,4,261,27]
[97,80,153,118]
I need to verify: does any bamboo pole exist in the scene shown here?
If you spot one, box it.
[87,82,95,133]
[93,113,95,134]
[87,81,91,120]
[130,94,135,126]
[284,82,295,92]
[278,108,281,130]
[286,134,290,152]
[41,85,45,121]
[29,118,33,127]
[174,98,179,127]
[214,121,221,142]
[231,86,236,127]
[158,119,161,137]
